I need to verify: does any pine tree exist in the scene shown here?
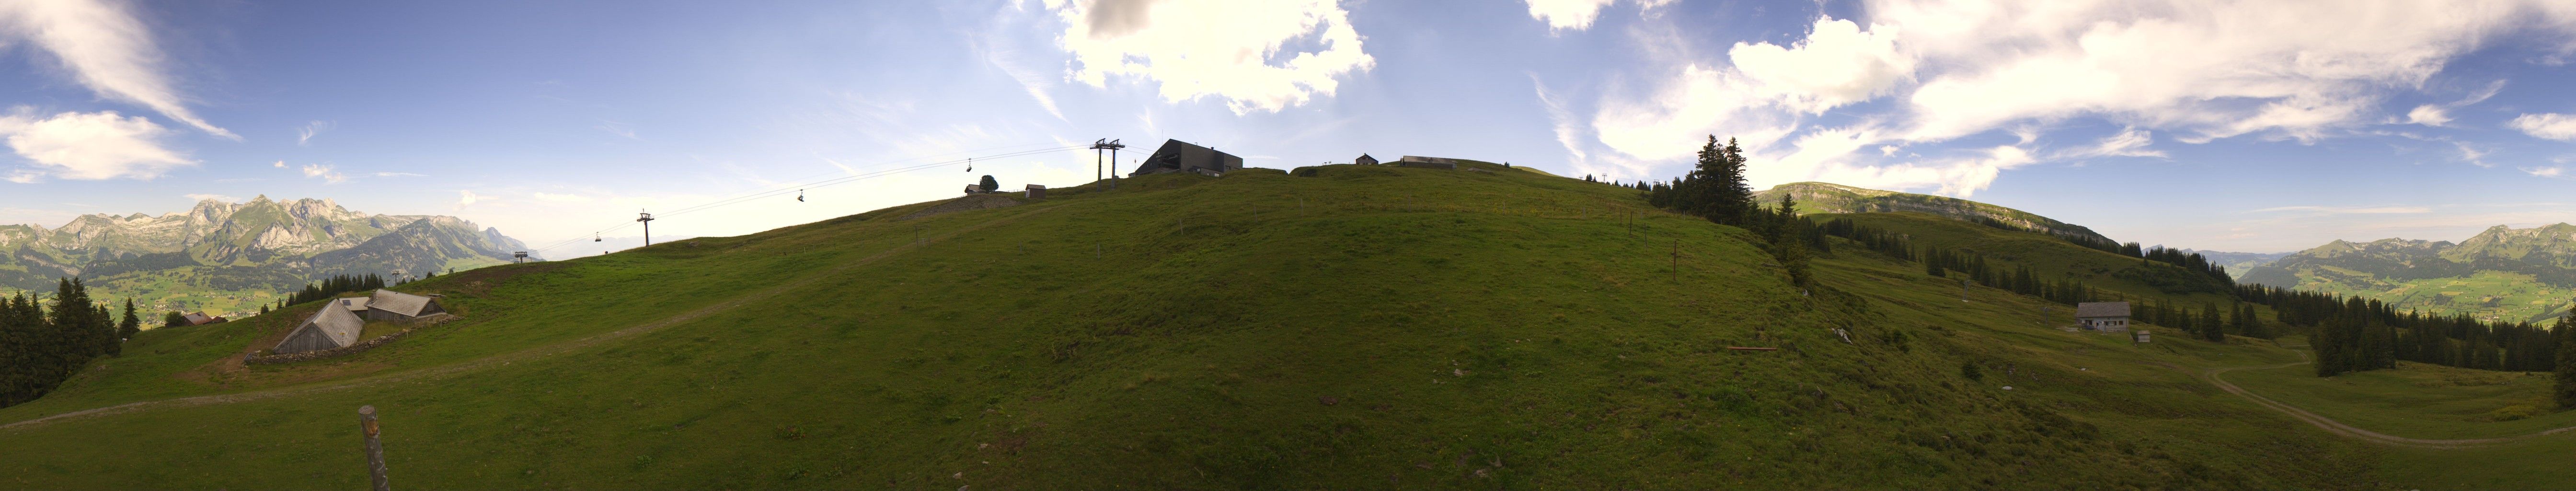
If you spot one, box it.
[2200,304,2225,342]
[1714,138,1753,225]
[1768,193,1811,286]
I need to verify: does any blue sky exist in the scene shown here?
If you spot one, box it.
[1,0,2574,255]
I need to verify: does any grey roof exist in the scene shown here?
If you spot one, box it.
[182,312,213,325]
[2075,302,2131,318]
[341,297,370,311]
[287,304,363,350]
[368,289,437,317]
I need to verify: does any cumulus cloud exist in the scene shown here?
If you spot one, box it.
[1563,0,2576,198]
[0,109,193,180]
[2509,113,2576,140]
[0,0,233,139]
[1729,17,1912,113]
[457,190,481,207]
[299,163,345,183]
[1049,0,1375,114]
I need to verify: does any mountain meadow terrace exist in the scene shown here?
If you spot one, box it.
[3,162,2571,489]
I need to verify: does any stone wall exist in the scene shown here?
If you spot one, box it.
[245,314,459,365]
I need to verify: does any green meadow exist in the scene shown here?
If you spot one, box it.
[0,162,2563,489]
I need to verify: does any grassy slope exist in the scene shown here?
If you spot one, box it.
[1814,211,2238,305]
[0,164,2425,489]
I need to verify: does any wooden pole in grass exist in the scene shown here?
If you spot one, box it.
[1670,239,1680,283]
[359,405,391,491]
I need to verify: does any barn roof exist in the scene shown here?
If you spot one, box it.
[368,290,437,317]
[289,304,363,349]
[182,312,213,325]
[341,297,370,311]
[2075,302,2131,318]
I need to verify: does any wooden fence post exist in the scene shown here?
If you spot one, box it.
[359,405,391,491]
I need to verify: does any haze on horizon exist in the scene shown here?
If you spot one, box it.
[0,0,2574,254]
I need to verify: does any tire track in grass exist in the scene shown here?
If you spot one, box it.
[1,204,1061,432]
[2203,350,2576,448]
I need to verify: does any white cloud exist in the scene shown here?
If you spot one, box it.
[2526,166,2566,178]
[297,120,332,145]
[2057,128,2166,160]
[2404,105,2453,127]
[299,163,345,183]
[372,172,426,177]
[271,160,284,168]
[1567,0,2576,198]
[0,0,233,139]
[1729,17,1913,113]
[456,190,481,207]
[1050,0,1375,114]
[2509,113,2576,140]
[0,109,193,180]
[1523,0,1672,32]
[183,193,236,202]
[5,170,40,184]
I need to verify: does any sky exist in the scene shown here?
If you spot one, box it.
[0,0,2574,255]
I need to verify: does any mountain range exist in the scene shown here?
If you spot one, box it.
[0,196,533,317]
[2238,223,2576,323]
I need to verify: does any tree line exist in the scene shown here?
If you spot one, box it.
[264,273,390,315]
[2235,284,2565,376]
[0,279,141,408]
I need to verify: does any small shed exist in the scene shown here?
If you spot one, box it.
[1024,184,1046,199]
[180,312,226,326]
[363,289,447,322]
[1354,153,1379,165]
[2076,302,2132,332]
[2132,328,2151,343]
[276,304,363,354]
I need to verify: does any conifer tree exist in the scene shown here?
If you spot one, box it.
[116,299,140,347]
[978,175,999,193]
[1768,193,1811,286]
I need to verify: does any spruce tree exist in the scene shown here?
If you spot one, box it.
[116,299,140,348]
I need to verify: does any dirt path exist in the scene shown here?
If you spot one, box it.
[0,206,1058,432]
[2203,351,2576,448]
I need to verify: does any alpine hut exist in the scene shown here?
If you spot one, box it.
[362,289,447,322]
[1354,153,1379,165]
[2075,302,2132,332]
[1129,140,1243,177]
[275,300,364,354]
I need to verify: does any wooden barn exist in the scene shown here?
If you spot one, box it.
[275,300,365,354]
[361,289,447,322]
[1354,153,1379,165]
[180,312,226,326]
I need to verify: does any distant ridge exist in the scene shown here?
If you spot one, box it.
[1755,182,2120,247]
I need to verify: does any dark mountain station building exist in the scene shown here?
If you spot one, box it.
[1130,140,1243,177]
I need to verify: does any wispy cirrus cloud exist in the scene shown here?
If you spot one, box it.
[0,0,233,139]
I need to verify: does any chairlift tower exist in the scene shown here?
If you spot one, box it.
[512,252,528,263]
[1091,139,1126,190]
[636,210,656,246]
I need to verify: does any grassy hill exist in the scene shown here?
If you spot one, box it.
[2,164,2562,488]
[1757,181,2119,247]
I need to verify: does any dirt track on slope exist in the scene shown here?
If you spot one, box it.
[2202,352,2576,448]
[0,206,1058,432]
